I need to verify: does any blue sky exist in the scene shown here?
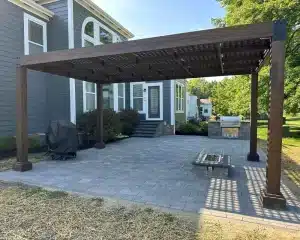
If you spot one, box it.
[93,0,225,40]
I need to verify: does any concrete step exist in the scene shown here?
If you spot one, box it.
[132,133,155,138]
[134,129,157,134]
[132,120,163,138]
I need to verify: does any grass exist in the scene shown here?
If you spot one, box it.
[0,182,299,240]
[0,153,44,172]
[257,115,300,188]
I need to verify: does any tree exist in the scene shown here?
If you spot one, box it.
[212,0,300,115]
[211,76,250,117]
[187,78,216,99]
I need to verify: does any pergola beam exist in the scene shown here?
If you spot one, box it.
[20,22,273,67]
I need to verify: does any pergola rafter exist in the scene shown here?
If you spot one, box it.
[15,20,287,209]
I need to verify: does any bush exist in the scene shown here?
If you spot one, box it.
[176,122,208,136]
[0,135,42,153]
[176,123,201,135]
[188,117,200,125]
[199,122,208,135]
[118,109,140,136]
[0,136,16,151]
[77,109,121,143]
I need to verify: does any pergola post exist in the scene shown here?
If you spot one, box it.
[261,21,286,209]
[247,72,259,161]
[13,66,32,172]
[94,82,105,149]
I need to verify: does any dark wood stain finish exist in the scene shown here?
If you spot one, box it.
[15,21,288,209]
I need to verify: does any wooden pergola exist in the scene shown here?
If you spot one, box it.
[15,20,287,209]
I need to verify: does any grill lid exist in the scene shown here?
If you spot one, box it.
[220,116,241,127]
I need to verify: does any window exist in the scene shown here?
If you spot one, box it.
[176,83,184,112]
[118,83,125,110]
[24,13,47,55]
[132,83,144,112]
[84,21,94,38]
[84,82,96,112]
[82,17,121,112]
[100,28,113,44]
[204,109,208,113]
[103,85,114,109]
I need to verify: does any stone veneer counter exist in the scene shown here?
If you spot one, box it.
[208,121,250,140]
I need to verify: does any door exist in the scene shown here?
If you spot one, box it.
[146,83,163,120]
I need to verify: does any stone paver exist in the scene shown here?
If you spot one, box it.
[0,135,299,226]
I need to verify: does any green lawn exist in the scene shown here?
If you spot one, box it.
[257,115,300,187]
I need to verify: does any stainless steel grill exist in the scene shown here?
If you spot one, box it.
[220,116,241,128]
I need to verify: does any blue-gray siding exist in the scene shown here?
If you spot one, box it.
[44,0,70,123]
[0,0,48,136]
[0,0,70,136]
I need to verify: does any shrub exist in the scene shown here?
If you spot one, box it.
[199,122,208,135]
[188,117,200,125]
[176,123,202,135]
[118,109,140,136]
[0,135,42,153]
[176,122,208,136]
[0,136,16,151]
[77,109,121,143]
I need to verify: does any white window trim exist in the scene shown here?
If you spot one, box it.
[68,0,76,123]
[175,82,184,113]
[24,13,47,55]
[130,82,145,114]
[81,16,121,113]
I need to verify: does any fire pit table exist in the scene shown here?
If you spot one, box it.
[192,149,232,178]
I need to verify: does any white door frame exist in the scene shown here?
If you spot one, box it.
[145,82,163,120]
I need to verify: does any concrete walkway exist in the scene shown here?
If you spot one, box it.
[0,136,299,227]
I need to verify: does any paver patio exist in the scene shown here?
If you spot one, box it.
[0,136,299,225]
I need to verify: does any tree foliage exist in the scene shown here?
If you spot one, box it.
[187,78,216,99]
[212,0,300,115]
[211,76,250,117]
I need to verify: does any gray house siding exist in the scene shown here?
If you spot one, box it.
[44,0,70,123]
[0,0,49,136]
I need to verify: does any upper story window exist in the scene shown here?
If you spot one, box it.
[84,21,94,38]
[82,17,116,46]
[24,13,47,55]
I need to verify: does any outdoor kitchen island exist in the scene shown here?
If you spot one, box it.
[208,117,250,140]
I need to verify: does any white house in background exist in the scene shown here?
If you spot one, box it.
[199,99,212,118]
[186,94,198,119]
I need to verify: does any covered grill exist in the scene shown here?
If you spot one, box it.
[220,116,241,138]
[220,116,241,128]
